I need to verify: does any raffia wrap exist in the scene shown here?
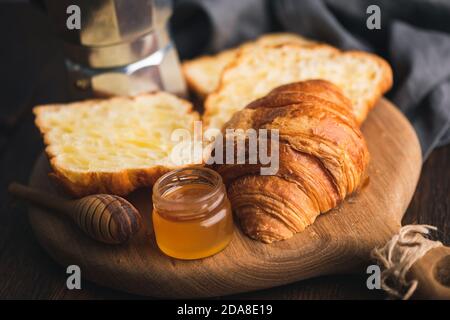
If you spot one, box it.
[371,225,442,299]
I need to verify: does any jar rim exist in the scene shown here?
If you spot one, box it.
[152,167,225,219]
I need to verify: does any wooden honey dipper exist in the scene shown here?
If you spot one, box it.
[8,182,142,244]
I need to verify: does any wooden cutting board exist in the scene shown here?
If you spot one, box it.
[28,98,422,298]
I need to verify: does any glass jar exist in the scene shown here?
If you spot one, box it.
[152,167,234,259]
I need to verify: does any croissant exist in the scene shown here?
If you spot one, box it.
[212,80,370,243]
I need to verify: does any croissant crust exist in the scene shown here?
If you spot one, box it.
[213,80,370,243]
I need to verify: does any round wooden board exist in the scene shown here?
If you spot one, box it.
[28,99,422,298]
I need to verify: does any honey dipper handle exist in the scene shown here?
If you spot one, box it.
[408,245,450,299]
[8,182,71,214]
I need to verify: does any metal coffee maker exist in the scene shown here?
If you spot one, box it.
[45,0,186,99]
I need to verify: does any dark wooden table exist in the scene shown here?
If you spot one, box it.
[1,3,448,300]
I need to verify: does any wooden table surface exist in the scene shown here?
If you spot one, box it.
[0,3,449,300]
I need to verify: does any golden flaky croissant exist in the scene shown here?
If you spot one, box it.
[213,80,370,243]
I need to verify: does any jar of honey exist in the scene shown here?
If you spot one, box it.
[152,167,234,259]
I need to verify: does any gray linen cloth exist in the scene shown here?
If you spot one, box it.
[172,0,450,159]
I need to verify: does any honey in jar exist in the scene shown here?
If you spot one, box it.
[152,167,234,259]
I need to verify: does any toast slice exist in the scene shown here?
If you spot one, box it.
[182,33,318,97]
[204,44,393,131]
[34,92,200,197]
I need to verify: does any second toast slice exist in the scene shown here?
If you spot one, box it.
[204,43,393,131]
